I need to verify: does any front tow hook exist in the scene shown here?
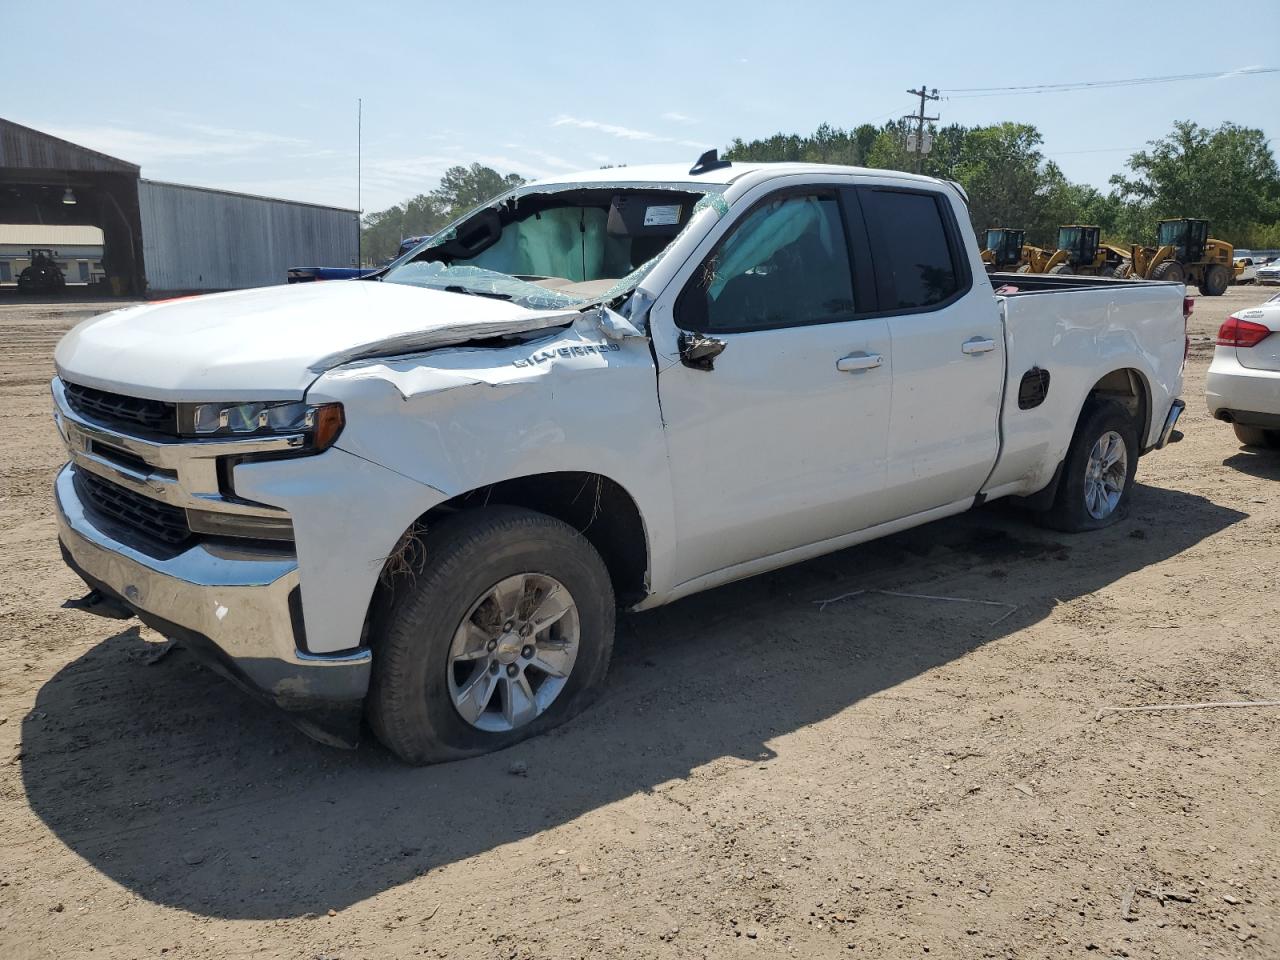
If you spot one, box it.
[63,588,135,620]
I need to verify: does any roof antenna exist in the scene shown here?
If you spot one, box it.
[689,148,731,176]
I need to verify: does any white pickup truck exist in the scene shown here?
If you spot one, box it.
[53,156,1188,763]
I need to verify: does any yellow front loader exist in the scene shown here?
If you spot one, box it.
[980,228,1049,273]
[1115,218,1233,296]
[1040,225,1130,277]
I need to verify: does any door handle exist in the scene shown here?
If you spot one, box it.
[836,352,883,372]
[962,337,996,355]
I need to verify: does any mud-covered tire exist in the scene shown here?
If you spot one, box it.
[1015,264,1033,274]
[1233,423,1280,448]
[1111,262,1132,280]
[1040,398,1141,533]
[1048,263,1073,275]
[1199,264,1229,297]
[368,506,615,765]
[1151,260,1185,284]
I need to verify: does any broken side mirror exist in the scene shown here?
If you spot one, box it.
[678,330,726,371]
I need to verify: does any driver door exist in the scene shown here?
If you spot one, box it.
[654,186,894,587]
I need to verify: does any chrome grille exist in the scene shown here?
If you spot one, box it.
[73,469,191,546]
[63,381,177,436]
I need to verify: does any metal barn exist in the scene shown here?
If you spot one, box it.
[138,180,357,292]
[1,117,357,297]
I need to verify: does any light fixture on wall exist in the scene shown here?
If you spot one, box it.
[62,188,77,205]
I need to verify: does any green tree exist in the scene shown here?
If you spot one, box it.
[360,164,526,264]
[1111,121,1280,243]
[431,163,526,216]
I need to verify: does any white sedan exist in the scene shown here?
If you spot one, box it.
[1207,299,1280,447]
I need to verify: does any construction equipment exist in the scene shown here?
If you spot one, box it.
[16,249,66,294]
[1115,219,1233,296]
[1041,225,1130,277]
[980,228,1052,273]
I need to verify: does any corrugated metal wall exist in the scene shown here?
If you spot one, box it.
[138,180,357,291]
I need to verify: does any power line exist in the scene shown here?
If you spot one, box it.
[943,66,1279,99]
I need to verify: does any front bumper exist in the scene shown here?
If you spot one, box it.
[55,464,371,746]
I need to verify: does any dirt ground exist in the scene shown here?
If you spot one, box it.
[1,286,1277,960]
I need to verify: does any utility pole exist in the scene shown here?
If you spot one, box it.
[904,84,939,173]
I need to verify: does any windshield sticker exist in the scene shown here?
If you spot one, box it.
[643,204,682,227]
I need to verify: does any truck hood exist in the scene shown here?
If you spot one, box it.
[54,280,582,401]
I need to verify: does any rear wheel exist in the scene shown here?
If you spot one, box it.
[368,506,615,765]
[1233,424,1280,448]
[1111,262,1132,279]
[1048,263,1073,275]
[1040,399,1140,532]
[1015,264,1033,274]
[1199,264,1229,297]
[1151,260,1185,284]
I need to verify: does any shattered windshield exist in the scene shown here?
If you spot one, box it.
[383,183,723,309]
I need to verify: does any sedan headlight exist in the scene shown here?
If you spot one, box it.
[178,400,345,450]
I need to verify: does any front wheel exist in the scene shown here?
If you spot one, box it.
[368,506,615,764]
[1040,399,1140,532]
[1199,264,1229,297]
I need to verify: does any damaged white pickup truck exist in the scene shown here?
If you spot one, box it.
[53,155,1188,763]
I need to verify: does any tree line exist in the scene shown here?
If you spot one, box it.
[360,119,1280,263]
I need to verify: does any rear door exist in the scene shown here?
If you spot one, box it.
[856,185,1004,516]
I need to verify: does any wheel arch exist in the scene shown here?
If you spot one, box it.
[1085,366,1152,445]
[373,471,651,614]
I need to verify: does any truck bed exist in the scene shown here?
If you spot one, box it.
[981,273,1186,502]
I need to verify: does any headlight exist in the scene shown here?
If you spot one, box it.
[179,400,345,450]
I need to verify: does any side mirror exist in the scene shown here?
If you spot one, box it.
[678,330,726,371]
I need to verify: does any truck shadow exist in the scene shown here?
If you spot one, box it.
[20,482,1243,920]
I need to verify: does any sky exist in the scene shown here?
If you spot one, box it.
[3,0,1276,213]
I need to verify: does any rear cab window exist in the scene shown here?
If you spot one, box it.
[858,187,970,311]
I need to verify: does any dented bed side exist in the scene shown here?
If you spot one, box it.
[981,281,1186,500]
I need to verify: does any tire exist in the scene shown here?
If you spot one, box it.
[1112,262,1132,280]
[1199,264,1229,297]
[1048,263,1073,275]
[1150,260,1185,284]
[1233,423,1280,448]
[368,506,615,765]
[1015,264,1033,274]
[1040,398,1140,533]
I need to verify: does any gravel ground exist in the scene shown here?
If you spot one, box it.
[0,286,1277,959]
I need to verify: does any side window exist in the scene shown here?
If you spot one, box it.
[861,189,961,309]
[678,192,856,332]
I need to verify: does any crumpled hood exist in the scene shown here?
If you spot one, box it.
[54,280,580,401]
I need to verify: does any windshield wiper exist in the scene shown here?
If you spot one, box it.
[443,285,512,300]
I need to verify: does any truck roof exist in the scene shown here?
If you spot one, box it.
[522,161,948,191]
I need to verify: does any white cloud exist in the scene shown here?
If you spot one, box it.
[552,115,710,152]
[661,111,697,125]
[41,122,309,165]
[553,115,667,142]
[501,143,580,171]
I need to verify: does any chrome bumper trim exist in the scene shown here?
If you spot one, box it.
[1156,398,1185,449]
[55,464,370,742]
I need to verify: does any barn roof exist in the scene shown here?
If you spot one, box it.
[0,118,140,174]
